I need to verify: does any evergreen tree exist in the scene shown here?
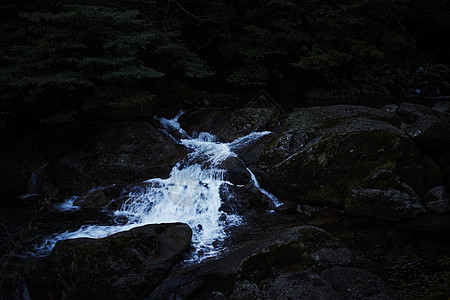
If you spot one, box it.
[217,0,413,87]
[0,0,213,122]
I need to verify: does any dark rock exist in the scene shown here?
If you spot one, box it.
[310,247,355,268]
[149,225,348,299]
[251,106,418,207]
[0,271,31,300]
[424,185,450,214]
[222,183,274,214]
[230,281,263,300]
[396,156,442,197]
[395,102,442,123]
[74,184,124,209]
[432,101,450,114]
[208,291,227,300]
[405,115,450,153]
[219,157,251,186]
[274,202,298,214]
[27,223,192,299]
[0,125,81,203]
[321,266,398,299]
[347,185,425,220]
[239,226,346,283]
[179,107,278,142]
[263,272,343,300]
[382,104,398,113]
[296,205,341,218]
[234,105,441,219]
[45,121,184,197]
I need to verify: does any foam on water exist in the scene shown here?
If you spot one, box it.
[34,111,276,261]
[53,196,80,212]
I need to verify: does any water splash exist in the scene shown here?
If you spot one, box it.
[52,196,80,212]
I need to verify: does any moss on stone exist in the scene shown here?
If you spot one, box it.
[304,186,342,207]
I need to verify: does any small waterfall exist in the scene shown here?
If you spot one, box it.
[20,163,48,199]
[247,167,281,207]
[35,111,276,261]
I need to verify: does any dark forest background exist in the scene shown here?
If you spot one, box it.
[1,0,449,126]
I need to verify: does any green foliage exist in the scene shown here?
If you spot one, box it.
[216,0,414,86]
[0,0,213,121]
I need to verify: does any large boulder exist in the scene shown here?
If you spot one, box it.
[241,105,434,219]
[26,223,192,299]
[149,225,356,299]
[424,185,450,214]
[45,121,185,197]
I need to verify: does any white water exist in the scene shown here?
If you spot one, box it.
[53,196,80,212]
[247,167,282,207]
[35,111,278,261]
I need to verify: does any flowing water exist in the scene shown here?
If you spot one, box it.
[34,111,279,261]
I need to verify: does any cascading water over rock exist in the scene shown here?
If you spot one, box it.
[35,111,280,261]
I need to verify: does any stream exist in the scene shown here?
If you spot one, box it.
[31,111,279,261]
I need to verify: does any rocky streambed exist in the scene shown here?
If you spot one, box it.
[1,101,450,299]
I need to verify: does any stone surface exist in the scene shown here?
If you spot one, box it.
[425,185,450,214]
[149,225,352,299]
[405,116,450,153]
[321,266,398,299]
[229,280,263,300]
[263,272,343,300]
[240,106,429,217]
[179,107,278,142]
[45,121,185,197]
[347,185,425,221]
[26,223,192,299]
[310,247,355,268]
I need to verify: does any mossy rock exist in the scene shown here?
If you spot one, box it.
[241,105,435,219]
[260,122,418,207]
[31,223,192,299]
[344,170,425,220]
[240,226,344,283]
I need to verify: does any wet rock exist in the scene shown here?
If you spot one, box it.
[27,223,192,299]
[235,105,441,220]
[222,183,273,214]
[74,185,124,209]
[263,272,343,300]
[219,157,251,186]
[251,107,417,205]
[274,202,298,214]
[310,247,355,268]
[179,107,278,142]
[149,225,348,299]
[321,266,398,299]
[230,281,263,300]
[425,186,450,214]
[45,121,185,197]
